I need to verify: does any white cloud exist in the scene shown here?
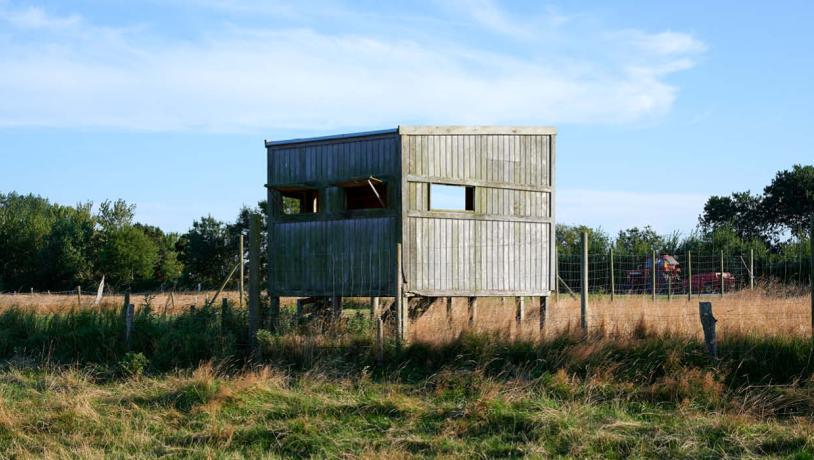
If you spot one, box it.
[0,4,80,30]
[557,189,707,235]
[0,2,706,132]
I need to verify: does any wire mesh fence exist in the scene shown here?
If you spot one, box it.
[0,246,811,343]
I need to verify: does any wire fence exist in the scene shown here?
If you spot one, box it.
[0,246,811,343]
[558,252,812,297]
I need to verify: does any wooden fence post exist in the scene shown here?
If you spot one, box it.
[687,251,693,300]
[248,214,261,357]
[331,296,343,322]
[720,251,725,297]
[221,298,230,333]
[76,286,81,308]
[699,302,717,359]
[609,248,615,302]
[122,291,134,351]
[446,297,453,327]
[581,231,589,332]
[651,250,657,303]
[239,234,245,307]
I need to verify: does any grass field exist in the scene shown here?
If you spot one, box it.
[0,291,812,458]
[1,332,814,458]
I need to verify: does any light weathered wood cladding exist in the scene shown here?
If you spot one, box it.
[402,133,554,296]
[404,134,549,187]
[267,133,400,297]
[267,127,556,298]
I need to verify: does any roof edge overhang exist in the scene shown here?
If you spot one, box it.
[398,125,557,136]
[265,125,557,148]
[265,128,398,148]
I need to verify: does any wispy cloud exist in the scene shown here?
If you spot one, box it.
[0,1,706,132]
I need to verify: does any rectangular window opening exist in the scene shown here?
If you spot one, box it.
[430,184,475,211]
[344,181,387,210]
[280,189,319,214]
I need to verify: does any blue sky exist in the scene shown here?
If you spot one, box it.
[0,0,812,236]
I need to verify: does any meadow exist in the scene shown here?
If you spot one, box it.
[0,290,812,458]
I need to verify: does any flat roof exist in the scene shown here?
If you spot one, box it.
[266,125,556,147]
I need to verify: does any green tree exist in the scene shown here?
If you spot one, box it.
[179,216,234,288]
[700,191,767,242]
[556,224,611,257]
[762,164,814,239]
[134,224,183,286]
[614,226,664,255]
[97,226,159,288]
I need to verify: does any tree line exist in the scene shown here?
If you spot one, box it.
[0,192,266,292]
[558,164,813,259]
[2,165,811,292]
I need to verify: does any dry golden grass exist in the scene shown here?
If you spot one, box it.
[2,288,810,343]
[410,289,812,343]
[0,291,248,314]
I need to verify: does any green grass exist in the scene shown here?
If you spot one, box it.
[0,304,813,458]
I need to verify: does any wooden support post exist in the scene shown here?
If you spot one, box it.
[651,250,657,303]
[539,296,548,333]
[699,302,717,359]
[720,251,725,297]
[295,298,304,320]
[395,243,405,345]
[688,251,693,300]
[468,296,478,329]
[581,231,589,332]
[609,248,615,302]
[269,296,280,332]
[239,234,245,307]
[331,296,343,321]
[248,214,261,357]
[750,248,755,290]
[76,286,81,308]
[372,297,383,364]
[515,296,525,325]
[446,297,453,327]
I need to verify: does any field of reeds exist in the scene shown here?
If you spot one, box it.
[0,290,812,457]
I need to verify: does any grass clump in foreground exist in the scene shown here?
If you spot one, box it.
[0,306,813,457]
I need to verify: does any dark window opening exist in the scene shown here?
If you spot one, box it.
[344,181,387,210]
[430,184,475,211]
[281,189,319,214]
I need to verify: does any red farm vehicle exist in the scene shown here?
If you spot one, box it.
[624,255,682,294]
[684,272,736,294]
[624,254,737,294]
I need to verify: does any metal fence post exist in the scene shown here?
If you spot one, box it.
[688,251,693,300]
[720,250,725,298]
[651,250,657,303]
[750,248,755,290]
[580,231,589,332]
[609,248,615,302]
